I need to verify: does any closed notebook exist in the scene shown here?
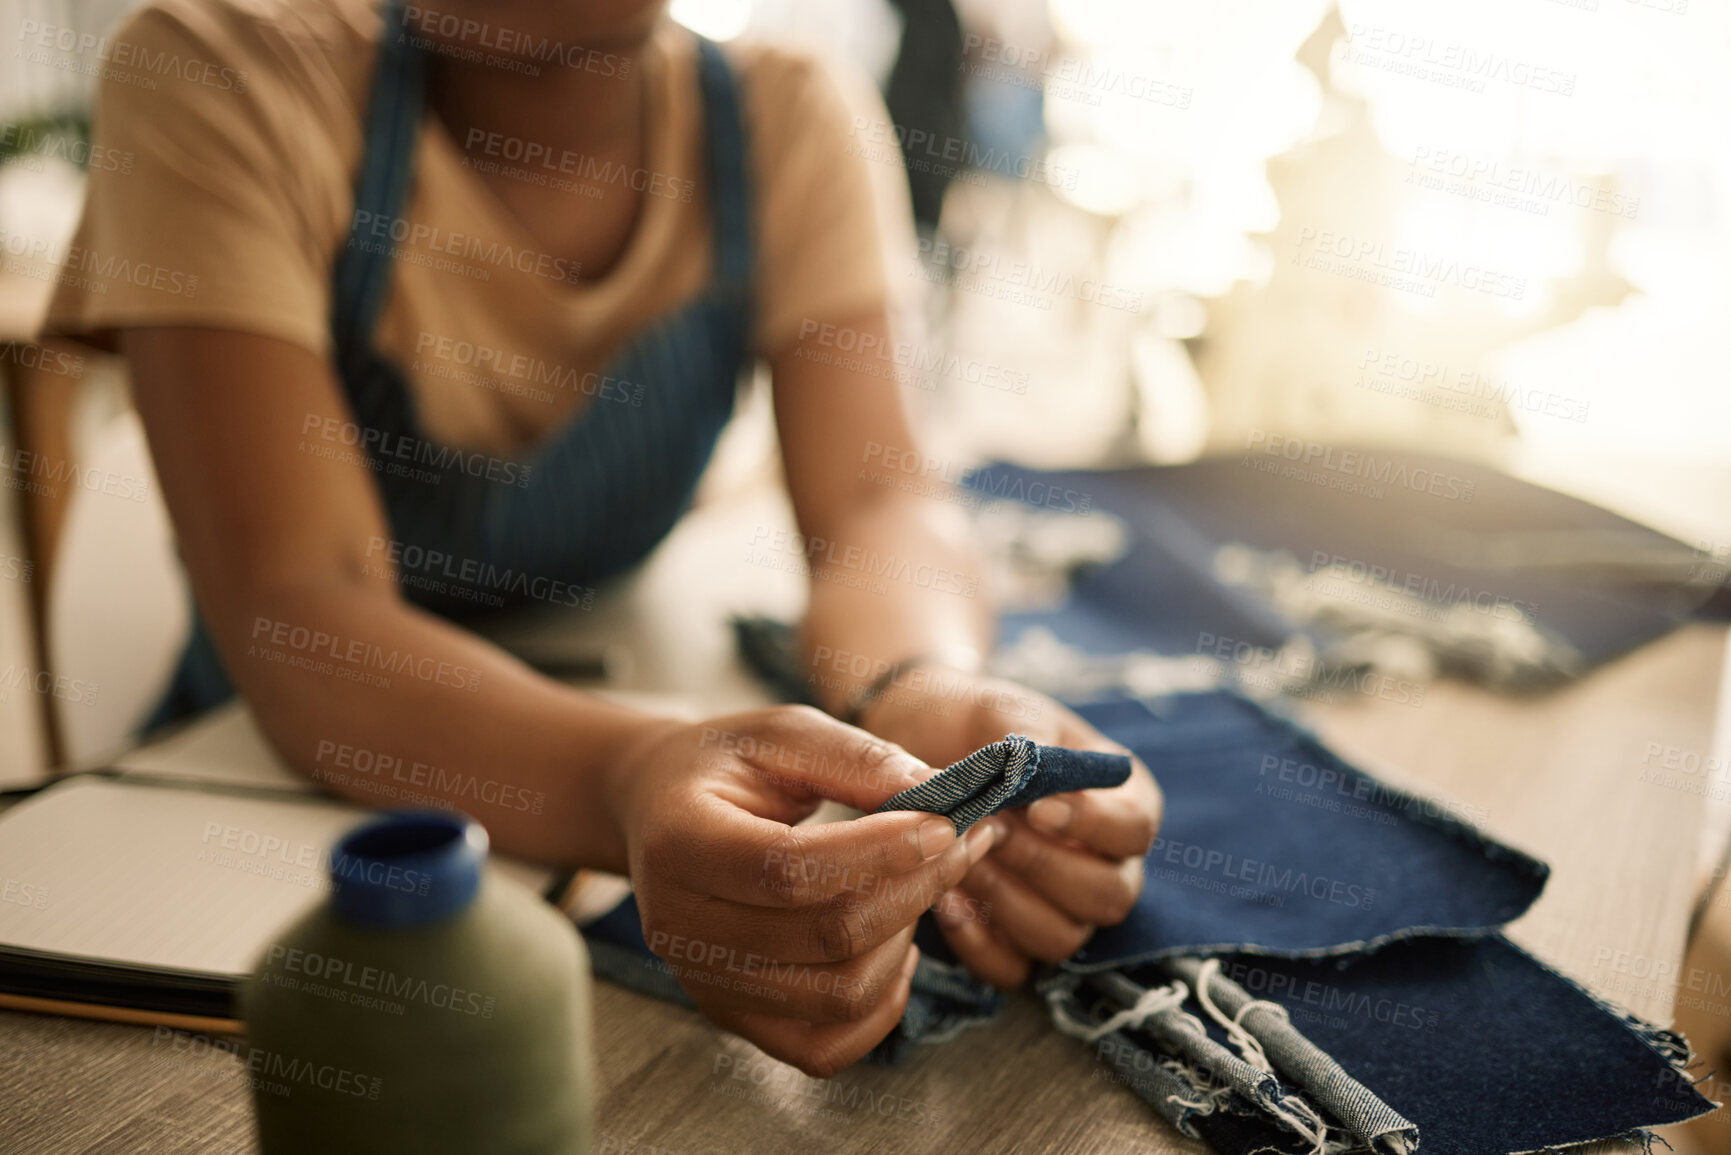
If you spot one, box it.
[0,775,556,1024]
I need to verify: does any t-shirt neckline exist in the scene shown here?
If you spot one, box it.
[412,25,689,313]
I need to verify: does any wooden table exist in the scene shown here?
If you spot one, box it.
[0,488,1724,1153]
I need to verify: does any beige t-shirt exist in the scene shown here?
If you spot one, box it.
[43,0,916,454]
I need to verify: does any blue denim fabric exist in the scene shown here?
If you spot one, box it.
[1074,937,1711,1155]
[1062,693,1549,968]
[966,458,1715,685]
[875,736,1131,833]
[1028,694,1713,1152]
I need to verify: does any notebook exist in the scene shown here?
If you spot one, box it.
[0,773,561,1030]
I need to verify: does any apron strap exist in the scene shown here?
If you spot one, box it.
[694,37,753,294]
[331,0,428,377]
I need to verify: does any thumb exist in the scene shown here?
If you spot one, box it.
[721,705,940,813]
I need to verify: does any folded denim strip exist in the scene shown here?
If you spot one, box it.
[875,735,1133,833]
[1162,957,1418,1155]
[1043,979,1211,1137]
[1048,968,1391,1155]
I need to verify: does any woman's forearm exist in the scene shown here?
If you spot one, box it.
[798,492,992,716]
[209,580,663,872]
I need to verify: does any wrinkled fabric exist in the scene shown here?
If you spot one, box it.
[1063,694,1548,968]
[1070,937,1711,1155]
[1023,694,1714,1153]
[965,458,1721,696]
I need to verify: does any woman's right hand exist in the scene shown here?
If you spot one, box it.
[603,705,996,1077]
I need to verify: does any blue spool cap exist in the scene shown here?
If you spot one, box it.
[329,811,488,928]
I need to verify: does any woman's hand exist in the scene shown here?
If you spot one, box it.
[859,670,1161,989]
[603,705,996,1077]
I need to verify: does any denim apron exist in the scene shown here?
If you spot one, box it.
[147,9,751,727]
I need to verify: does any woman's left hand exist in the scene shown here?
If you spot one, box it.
[858,669,1162,989]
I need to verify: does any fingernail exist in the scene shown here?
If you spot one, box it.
[914,816,957,858]
[965,822,996,864]
[1120,856,1145,888]
[1027,798,1072,834]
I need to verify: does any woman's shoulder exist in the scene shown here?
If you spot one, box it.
[104,0,376,84]
[719,35,888,161]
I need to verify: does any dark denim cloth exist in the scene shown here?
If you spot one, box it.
[1064,693,1548,967]
[1030,694,1713,1151]
[967,458,1720,687]
[1071,937,1710,1155]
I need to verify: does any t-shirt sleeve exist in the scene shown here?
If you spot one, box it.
[40,3,332,355]
[744,46,923,357]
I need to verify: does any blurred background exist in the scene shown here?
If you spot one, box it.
[1,0,1726,771]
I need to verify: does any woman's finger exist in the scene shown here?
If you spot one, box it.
[697,946,921,1079]
[957,853,1094,965]
[715,704,938,811]
[658,926,918,1024]
[1025,756,1162,860]
[650,823,995,961]
[986,816,1145,927]
[932,888,1029,990]
[654,792,981,908]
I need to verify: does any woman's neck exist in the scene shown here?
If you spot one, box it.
[427,30,653,165]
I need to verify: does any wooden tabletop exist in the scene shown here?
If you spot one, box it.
[0,618,1722,1154]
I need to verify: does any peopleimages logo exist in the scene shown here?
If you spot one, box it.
[347,211,581,286]
[16,21,250,92]
[299,414,532,489]
[329,855,431,897]
[364,536,596,610]
[248,615,483,693]
[1244,431,1476,503]
[0,122,133,174]
[1150,836,1377,910]
[399,6,634,77]
[262,945,496,1017]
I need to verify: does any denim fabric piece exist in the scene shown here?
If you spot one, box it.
[875,735,1132,833]
[967,459,1716,686]
[1031,694,1713,1151]
[1092,938,1713,1155]
[1043,971,1417,1154]
[1164,958,1417,1152]
[1059,694,1548,969]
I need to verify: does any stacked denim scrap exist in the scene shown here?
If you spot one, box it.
[1017,693,1712,1154]
[627,617,1719,1150]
